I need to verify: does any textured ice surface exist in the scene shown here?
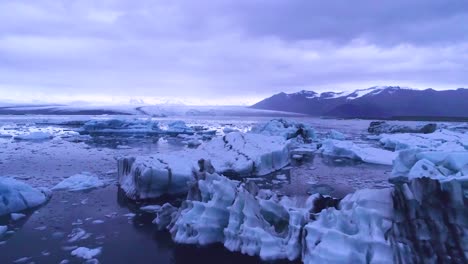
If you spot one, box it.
[52,173,108,192]
[0,178,49,216]
[165,121,194,135]
[118,132,290,199]
[303,188,394,264]
[165,169,310,261]
[320,139,397,165]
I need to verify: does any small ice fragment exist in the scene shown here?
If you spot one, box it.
[41,251,50,256]
[59,260,70,264]
[10,213,26,221]
[71,247,102,260]
[67,228,90,243]
[276,174,287,180]
[35,226,47,231]
[13,257,31,263]
[92,220,104,224]
[140,205,162,213]
[123,213,136,218]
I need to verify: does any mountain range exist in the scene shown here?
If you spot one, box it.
[250,86,468,120]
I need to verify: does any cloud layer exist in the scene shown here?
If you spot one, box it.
[0,0,467,104]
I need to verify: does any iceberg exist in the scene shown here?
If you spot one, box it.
[13,132,53,141]
[161,166,310,261]
[392,149,468,181]
[250,119,316,140]
[118,132,290,199]
[320,139,397,165]
[379,129,467,151]
[368,121,437,134]
[52,173,108,192]
[165,121,195,135]
[71,247,102,260]
[0,178,50,216]
[302,188,394,264]
[81,118,161,134]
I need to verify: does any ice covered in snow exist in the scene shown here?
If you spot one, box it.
[0,178,50,216]
[118,132,290,199]
[71,247,102,260]
[302,188,394,264]
[320,139,397,165]
[13,132,53,141]
[379,129,468,151]
[250,119,316,140]
[52,173,108,192]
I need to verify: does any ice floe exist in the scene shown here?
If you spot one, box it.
[81,118,161,134]
[250,119,316,140]
[118,132,290,199]
[13,131,53,141]
[368,121,437,134]
[0,225,7,237]
[52,173,108,192]
[320,139,397,165]
[378,129,468,151]
[10,213,26,221]
[71,247,102,260]
[0,178,50,216]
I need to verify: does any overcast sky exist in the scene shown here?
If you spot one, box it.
[1,0,467,105]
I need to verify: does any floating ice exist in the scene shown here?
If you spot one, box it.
[392,149,468,181]
[250,119,316,140]
[368,121,437,134]
[52,173,108,192]
[379,129,467,151]
[82,118,161,134]
[13,131,53,141]
[10,213,26,221]
[327,129,346,140]
[67,228,91,243]
[0,178,50,216]
[303,188,394,263]
[165,121,194,135]
[320,139,397,165]
[118,132,290,199]
[71,247,102,260]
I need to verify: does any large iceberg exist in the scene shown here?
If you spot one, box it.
[158,166,311,261]
[118,132,290,199]
[320,139,397,165]
[0,178,50,216]
[154,163,397,263]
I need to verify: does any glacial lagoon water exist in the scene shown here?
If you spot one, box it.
[0,115,442,263]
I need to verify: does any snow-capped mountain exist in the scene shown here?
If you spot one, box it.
[251,86,468,119]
